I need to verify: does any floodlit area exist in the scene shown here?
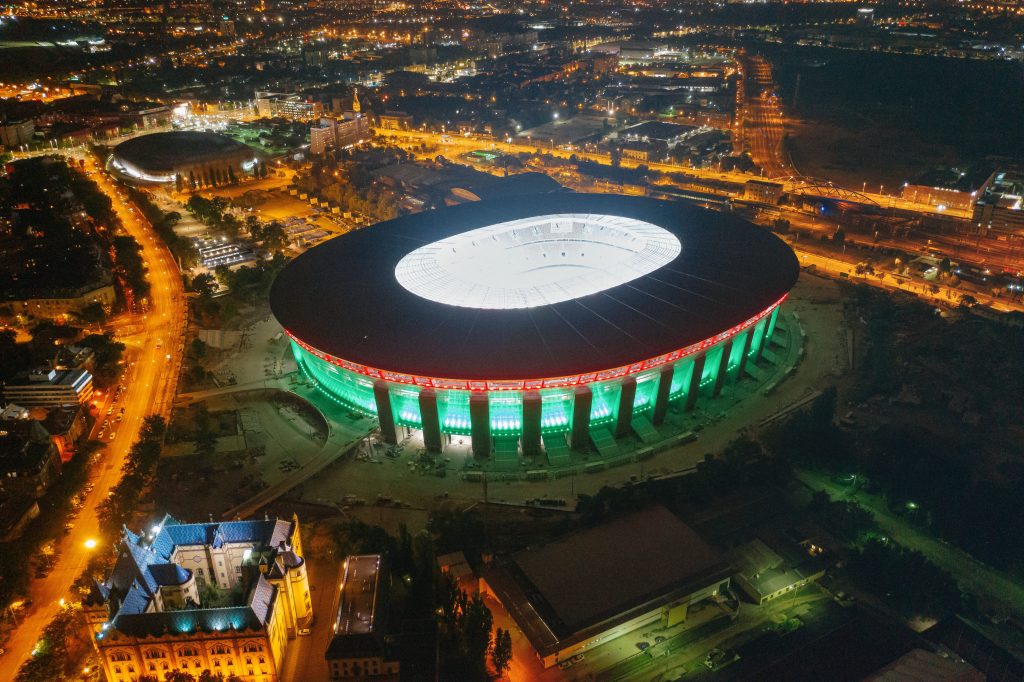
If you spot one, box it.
[393,213,682,309]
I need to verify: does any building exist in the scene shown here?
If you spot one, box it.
[0,419,63,497]
[109,132,263,185]
[480,506,733,668]
[376,112,413,131]
[255,93,324,121]
[310,115,370,155]
[0,493,40,541]
[744,179,785,205]
[971,171,1024,236]
[325,555,400,680]
[619,121,700,148]
[856,7,875,27]
[0,119,35,148]
[2,368,94,407]
[270,194,797,460]
[727,538,826,605]
[865,648,983,682]
[6,283,116,320]
[84,515,313,682]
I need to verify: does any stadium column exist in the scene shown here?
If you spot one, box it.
[470,393,491,459]
[713,339,733,396]
[685,353,706,411]
[522,391,542,457]
[418,389,442,453]
[373,380,397,444]
[766,306,781,345]
[736,326,756,379]
[753,315,772,364]
[652,364,674,425]
[570,386,593,450]
[615,376,637,438]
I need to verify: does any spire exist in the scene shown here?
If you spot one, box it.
[352,88,361,114]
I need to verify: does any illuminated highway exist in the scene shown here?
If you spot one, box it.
[1,153,187,681]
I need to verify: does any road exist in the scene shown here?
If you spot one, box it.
[1,154,187,680]
[796,470,1024,618]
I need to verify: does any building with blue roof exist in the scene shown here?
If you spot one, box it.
[83,513,313,682]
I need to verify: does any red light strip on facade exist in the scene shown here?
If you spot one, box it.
[286,294,787,392]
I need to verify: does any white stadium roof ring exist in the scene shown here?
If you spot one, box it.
[394,214,682,310]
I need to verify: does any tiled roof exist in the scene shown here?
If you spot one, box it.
[118,582,153,615]
[111,606,266,638]
[249,574,276,624]
[156,519,294,554]
[108,577,278,639]
[149,563,192,586]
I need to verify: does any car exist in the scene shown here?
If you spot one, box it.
[64,522,75,531]
[636,642,650,651]
[97,430,105,439]
[109,432,116,440]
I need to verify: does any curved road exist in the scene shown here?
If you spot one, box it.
[1,152,187,680]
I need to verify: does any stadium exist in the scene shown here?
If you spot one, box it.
[270,193,799,461]
[108,131,263,184]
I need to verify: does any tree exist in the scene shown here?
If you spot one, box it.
[140,415,167,442]
[163,672,197,682]
[0,329,32,383]
[194,425,218,456]
[491,627,513,677]
[245,215,261,235]
[261,221,287,251]
[190,273,218,299]
[74,301,107,325]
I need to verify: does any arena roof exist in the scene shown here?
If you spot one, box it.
[112,131,258,173]
[270,193,798,382]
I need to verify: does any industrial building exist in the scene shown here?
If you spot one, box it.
[480,506,734,668]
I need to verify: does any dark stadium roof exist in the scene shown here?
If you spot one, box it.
[112,131,258,171]
[270,193,798,382]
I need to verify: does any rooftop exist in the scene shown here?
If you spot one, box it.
[271,194,798,382]
[482,506,732,657]
[326,555,390,660]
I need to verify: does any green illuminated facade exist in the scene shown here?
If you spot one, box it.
[288,302,784,458]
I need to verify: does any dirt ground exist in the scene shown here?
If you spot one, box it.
[788,119,957,189]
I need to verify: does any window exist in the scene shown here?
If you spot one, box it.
[211,644,230,656]
[236,566,242,574]
[111,652,130,662]
[113,667,121,675]
[197,568,204,575]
